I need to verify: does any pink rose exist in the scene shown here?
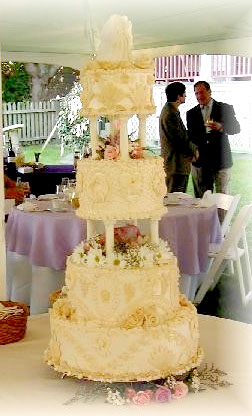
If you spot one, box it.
[125,387,136,400]
[144,389,154,400]
[130,146,144,159]
[154,386,172,403]
[132,390,152,405]
[171,382,189,399]
[114,225,141,244]
[104,145,119,160]
[110,132,120,146]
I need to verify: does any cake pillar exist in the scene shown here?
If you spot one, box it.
[90,117,98,158]
[87,219,96,239]
[104,220,114,263]
[150,219,159,244]
[109,118,115,136]
[138,115,146,148]
[119,116,129,160]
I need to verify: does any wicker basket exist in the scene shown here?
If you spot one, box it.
[0,301,29,345]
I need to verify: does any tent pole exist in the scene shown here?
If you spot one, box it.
[0,48,7,299]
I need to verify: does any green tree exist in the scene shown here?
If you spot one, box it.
[2,62,31,103]
[57,82,90,153]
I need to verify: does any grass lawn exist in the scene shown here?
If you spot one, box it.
[23,142,72,165]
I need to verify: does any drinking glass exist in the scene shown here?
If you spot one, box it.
[61,177,70,188]
[56,184,66,198]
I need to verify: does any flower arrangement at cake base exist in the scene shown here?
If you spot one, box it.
[62,364,231,407]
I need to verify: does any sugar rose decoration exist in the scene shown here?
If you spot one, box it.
[155,386,172,403]
[172,382,189,399]
[95,131,145,161]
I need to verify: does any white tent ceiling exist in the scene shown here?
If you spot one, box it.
[1,0,252,69]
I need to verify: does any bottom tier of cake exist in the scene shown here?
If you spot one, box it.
[45,296,203,382]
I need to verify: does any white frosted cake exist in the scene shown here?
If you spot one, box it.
[45,14,203,382]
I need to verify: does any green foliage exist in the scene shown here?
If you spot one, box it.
[2,62,31,103]
[57,82,90,152]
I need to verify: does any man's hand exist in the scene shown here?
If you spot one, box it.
[206,120,223,131]
[192,149,199,162]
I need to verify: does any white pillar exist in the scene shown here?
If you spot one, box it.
[87,219,96,240]
[104,220,114,263]
[138,115,146,148]
[90,116,98,159]
[0,49,7,299]
[150,219,159,244]
[119,117,129,160]
[109,118,115,136]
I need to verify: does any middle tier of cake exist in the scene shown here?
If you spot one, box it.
[76,157,167,220]
[64,256,180,324]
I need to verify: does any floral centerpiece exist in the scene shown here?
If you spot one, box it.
[71,225,173,268]
[95,130,152,160]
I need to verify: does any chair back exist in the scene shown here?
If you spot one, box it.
[221,194,241,238]
[202,191,241,238]
[194,203,252,305]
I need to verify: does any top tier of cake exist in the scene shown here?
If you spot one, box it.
[80,15,155,118]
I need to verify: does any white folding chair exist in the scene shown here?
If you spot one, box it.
[202,191,241,238]
[194,204,252,306]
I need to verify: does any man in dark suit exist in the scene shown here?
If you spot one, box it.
[159,82,199,193]
[186,80,240,198]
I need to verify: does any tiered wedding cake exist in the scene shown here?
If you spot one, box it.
[45,15,203,382]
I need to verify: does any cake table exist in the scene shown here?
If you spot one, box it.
[0,313,251,416]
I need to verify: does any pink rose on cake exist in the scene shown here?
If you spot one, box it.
[154,386,172,403]
[171,382,189,399]
[130,146,144,159]
[109,131,120,146]
[131,390,152,405]
[114,225,141,244]
[104,144,119,160]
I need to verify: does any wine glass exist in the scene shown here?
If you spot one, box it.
[61,177,70,188]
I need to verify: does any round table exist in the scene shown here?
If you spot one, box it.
[6,202,221,313]
[0,314,251,416]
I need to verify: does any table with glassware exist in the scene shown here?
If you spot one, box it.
[5,195,222,314]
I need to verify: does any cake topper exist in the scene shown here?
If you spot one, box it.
[96,15,133,62]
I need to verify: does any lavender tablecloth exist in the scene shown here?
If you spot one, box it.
[5,203,221,313]
[6,203,221,275]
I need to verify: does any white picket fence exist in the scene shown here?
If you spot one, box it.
[2,101,57,144]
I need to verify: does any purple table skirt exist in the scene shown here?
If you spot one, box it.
[6,204,221,274]
[44,165,74,173]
